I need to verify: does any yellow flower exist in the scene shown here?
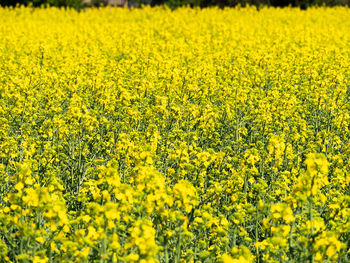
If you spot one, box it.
[14,182,24,192]
[222,253,234,263]
[35,237,45,244]
[33,256,48,263]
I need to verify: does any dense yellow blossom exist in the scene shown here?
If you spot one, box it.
[0,5,350,262]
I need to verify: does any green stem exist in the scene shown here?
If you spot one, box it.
[309,196,314,263]
[175,231,182,263]
[164,244,169,263]
[255,205,259,261]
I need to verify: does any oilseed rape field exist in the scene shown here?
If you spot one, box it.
[0,5,350,263]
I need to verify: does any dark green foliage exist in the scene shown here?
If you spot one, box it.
[1,0,349,16]
[1,0,83,8]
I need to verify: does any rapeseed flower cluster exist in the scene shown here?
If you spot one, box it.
[0,5,350,262]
